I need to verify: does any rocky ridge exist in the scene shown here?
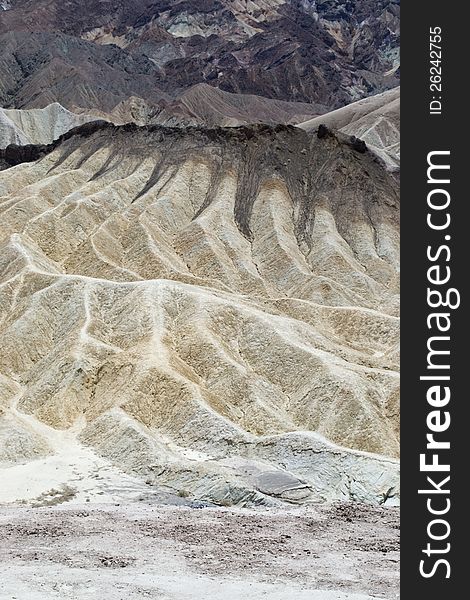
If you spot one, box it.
[299,87,400,171]
[0,103,106,148]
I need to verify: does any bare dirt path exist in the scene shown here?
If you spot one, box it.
[0,502,399,599]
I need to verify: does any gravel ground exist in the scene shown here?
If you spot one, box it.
[0,502,399,600]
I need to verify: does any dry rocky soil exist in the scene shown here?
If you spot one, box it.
[0,501,399,600]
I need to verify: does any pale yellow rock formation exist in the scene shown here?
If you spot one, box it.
[0,103,105,148]
[299,88,400,171]
[0,123,399,506]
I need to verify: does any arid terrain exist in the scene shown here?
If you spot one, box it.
[0,502,399,600]
[1,1,400,598]
[0,0,399,113]
[1,121,399,509]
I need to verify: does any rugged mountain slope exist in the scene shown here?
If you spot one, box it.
[299,87,400,170]
[153,83,326,126]
[0,122,399,506]
[0,30,168,111]
[1,0,400,110]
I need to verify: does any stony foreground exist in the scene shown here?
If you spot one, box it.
[0,502,399,600]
